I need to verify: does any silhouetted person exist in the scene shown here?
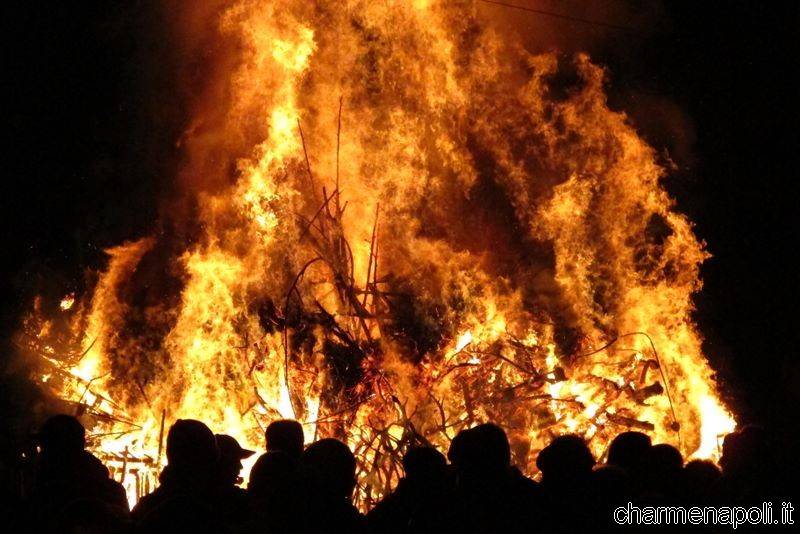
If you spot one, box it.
[216,434,254,487]
[537,434,596,533]
[265,419,304,459]
[445,427,469,468]
[56,497,131,533]
[131,419,221,532]
[537,434,595,489]
[681,459,721,505]
[442,424,540,533]
[452,424,511,483]
[26,414,128,532]
[719,425,777,502]
[249,451,297,497]
[301,438,366,533]
[590,465,632,532]
[248,451,302,533]
[606,430,651,493]
[403,446,448,487]
[214,434,254,527]
[367,446,450,533]
[641,443,683,502]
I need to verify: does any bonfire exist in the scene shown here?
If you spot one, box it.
[17,0,735,509]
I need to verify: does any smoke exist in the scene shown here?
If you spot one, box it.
[477,0,664,53]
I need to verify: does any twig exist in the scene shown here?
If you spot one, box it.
[156,409,166,466]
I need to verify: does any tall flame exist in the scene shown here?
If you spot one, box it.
[20,0,734,508]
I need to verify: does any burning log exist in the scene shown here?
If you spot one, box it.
[607,414,656,432]
[629,382,665,404]
[156,410,166,466]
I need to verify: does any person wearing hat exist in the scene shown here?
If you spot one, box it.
[214,434,254,528]
[215,434,255,486]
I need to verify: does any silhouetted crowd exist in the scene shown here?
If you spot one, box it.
[5,414,785,532]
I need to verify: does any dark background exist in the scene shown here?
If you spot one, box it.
[1,1,798,465]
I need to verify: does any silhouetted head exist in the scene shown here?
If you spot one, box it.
[302,438,356,501]
[720,425,766,479]
[248,451,298,497]
[166,419,218,471]
[641,443,683,496]
[591,464,631,501]
[265,419,304,459]
[536,434,595,486]
[37,414,86,457]
[215,434,254,485]
[607,431,651,472]
[447,428,470,465]
[402,446,447,484]
[684,459,721,481]
[648,444,683,473]
[682,459,721,499]
[450,424,511,481]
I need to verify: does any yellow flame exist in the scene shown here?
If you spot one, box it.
[59,294,75,311]
[23,0,737,510]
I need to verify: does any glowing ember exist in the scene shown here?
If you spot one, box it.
[17,0,735,509]
[59,294,75,311]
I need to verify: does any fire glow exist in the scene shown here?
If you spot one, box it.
[18,0,735,509]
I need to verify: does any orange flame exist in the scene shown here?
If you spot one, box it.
[20,0,734,508]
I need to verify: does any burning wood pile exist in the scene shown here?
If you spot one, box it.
[16,0,735,509]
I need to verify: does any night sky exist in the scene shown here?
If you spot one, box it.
[2,1,798,459]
